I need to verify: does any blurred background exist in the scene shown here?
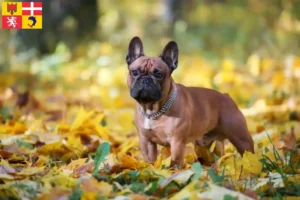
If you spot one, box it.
[0,0,300,133]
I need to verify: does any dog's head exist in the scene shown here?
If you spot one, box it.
[126,36,178,104]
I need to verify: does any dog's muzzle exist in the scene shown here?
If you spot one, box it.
[130,77,161,103]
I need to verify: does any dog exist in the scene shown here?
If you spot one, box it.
[126,36,254,167]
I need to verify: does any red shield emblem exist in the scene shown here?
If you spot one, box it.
[7,3,17,15]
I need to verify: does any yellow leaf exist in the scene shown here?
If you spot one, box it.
[13,122,27,134]
[17,167,45,176]
[161,146,171,159]
[81,192,98,200]
[119,138,139,154]
[41,169,78,190]
[0,173,15,180]
[27,119,48,134]
[284,197,300,200]
[154,154,162,169]
[264,148,278,160]
[70,107,86,130]
[62,158,88,171]
[153,169,172,178]
[93,112,110,140]
[37,142,67,156]
[271,72,285,88]
[57,123,70,134]
[220,154,243,180]
[287,174,300,185]
[162,156,171,167]
[242,151,262,175]
[220,152,262,180]
[117,153,140,170]
[209,141,216,152]
[169,180,198,200]
[71,107,95,131]
[38,139,83,161]
[66,135,85,157]
[1,121,27,134]
[184,153,197,164]
[33,156,49,167]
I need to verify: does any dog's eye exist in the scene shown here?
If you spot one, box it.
[131,70,138,77]
[154,72,163,79]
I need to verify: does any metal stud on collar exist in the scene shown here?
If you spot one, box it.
[139,86,177,120]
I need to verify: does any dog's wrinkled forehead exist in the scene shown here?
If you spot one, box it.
[129,56,168,72]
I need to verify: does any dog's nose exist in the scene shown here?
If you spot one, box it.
[141,77,151,84]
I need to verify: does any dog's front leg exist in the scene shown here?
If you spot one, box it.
[139,134,157,163]
[170,139,185,168]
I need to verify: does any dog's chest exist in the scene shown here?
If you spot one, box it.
[140,117,176,146]
[143,117,151,129]
[142,110,155,130]
[141,115,165,131]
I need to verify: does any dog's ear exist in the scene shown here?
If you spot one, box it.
[126,36,144,65]
[160,41,178,72]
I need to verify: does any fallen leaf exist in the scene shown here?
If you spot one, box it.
[160,169,194,188]
[16,166,45,176]
[118,153,141,170]
[39,188,71,200]
[81,178,112,196]
[197,183,255,200]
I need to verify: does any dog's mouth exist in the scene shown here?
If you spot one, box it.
[131,87,161,103]
[137,89,161,103]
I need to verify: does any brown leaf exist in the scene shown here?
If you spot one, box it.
[3,143,25,155]
[39,188,71,200]
[81,178,112,196]
[128,194,149,200]
[16,91,29,108]
[61,158,94,177]
[73,162,94,177]
[244,189,258,200]
[283,128,297,150]
[46,110,64,122]
[0,150,13,159]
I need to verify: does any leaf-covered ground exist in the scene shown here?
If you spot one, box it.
[1,42,300,200]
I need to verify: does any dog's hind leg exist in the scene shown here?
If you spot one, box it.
[219,95,254,156]
[194,128,225,165]
[194,141,215,165]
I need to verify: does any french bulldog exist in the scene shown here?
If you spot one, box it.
[126,36,254,167]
